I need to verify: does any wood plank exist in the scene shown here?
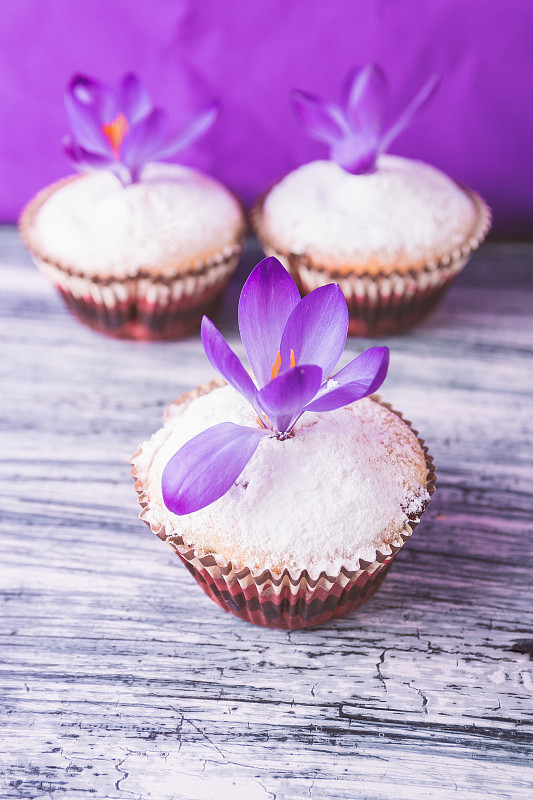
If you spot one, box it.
[1,228,532,799]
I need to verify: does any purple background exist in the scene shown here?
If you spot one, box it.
[1,0,532,236]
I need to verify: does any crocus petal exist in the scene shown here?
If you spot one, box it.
[330,134,379,174]
[332,345,390,387]
[118,73,153,125]
[150,100,220,160]
[201,317,261,416]
[291,90,347,144]
[279,284,348,382]
[238,257,301,388]
[62,135,119,172]
[64,75,115,154]
[343,63,388,137]
[162,422,266,515]
[257,364,322,433]
[304,346,389,412]
[120,108,169,176]
[380,73,441,153]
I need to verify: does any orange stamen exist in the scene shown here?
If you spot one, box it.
[270,350,282,381]
[270,348,296,380]
[102,113,129,157]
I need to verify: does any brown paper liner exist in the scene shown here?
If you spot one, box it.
[19,176,248,341]
[131,381,437,629]
[251,182,492,337]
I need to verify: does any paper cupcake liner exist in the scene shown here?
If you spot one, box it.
[19,176,247,341]
[131,382,437,630]
[252,185,492,337]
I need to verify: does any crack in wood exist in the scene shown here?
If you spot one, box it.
[510,639,533,660]
[376,649,388,693]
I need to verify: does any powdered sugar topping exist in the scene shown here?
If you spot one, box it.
[34,163,243,277]
[262,156,477,271]
[135,384,429,578]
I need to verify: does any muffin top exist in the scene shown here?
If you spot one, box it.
[31,163,245,278]
[134,384,429,578]
[260,156,478,275]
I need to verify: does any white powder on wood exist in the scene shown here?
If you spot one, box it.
[135,385,429,577]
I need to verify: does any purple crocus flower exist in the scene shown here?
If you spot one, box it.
[291,63,440,174]
[63,72,219,184]
[162,257,389,515]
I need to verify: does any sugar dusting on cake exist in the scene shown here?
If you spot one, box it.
[135,384,430,578]
[34,163,243,277]
[262,155,477,271]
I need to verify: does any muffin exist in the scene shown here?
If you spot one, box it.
[131,257,436,629]
[19,73,247,340]
[132,382,435,629]
[252,64,491,336]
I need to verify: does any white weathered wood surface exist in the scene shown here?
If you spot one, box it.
[1,228,532,800]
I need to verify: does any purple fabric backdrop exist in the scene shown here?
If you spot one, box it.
[1,0,531,236]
